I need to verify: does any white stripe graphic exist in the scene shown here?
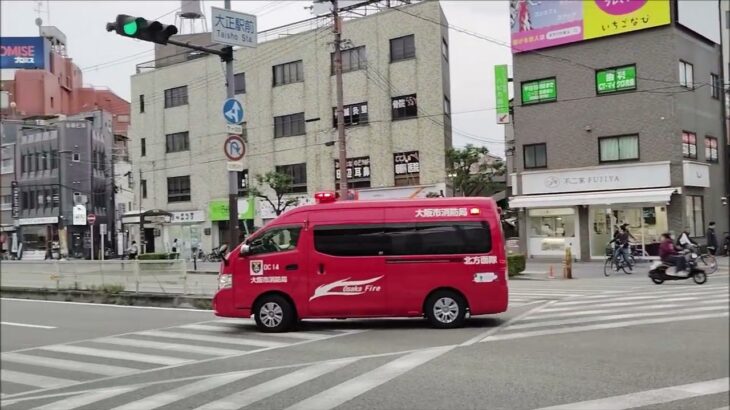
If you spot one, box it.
[534,377,729,410]
[0,370,73,388]
[0,321,56,329]
[196,358,358,410]
[540,294,728,313]
[137,330,286,348]
[177,324,332,340]
[481,312,729,342]
[1,353,136,376]
[112,370,263,410]
[284,347,452,410]
[510,305,728,330]
[39,345,190,366]
[34,386,137,410]
[527,297,728,320]
[94,337,243,357]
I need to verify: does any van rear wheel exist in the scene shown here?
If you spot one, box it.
[254,295,295,333]
[425,290,467,329]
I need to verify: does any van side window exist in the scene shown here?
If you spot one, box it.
[386,222,491,255]
[314,226,384,257]
[249,226,302,255]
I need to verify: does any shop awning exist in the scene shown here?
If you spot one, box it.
[509,187,680,209]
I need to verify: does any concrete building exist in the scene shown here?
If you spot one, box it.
[508,1,728,261]
[128,1,452,254]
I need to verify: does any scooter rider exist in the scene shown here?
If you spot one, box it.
[659,233,687,276]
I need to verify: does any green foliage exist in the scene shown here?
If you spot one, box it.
[446,144,505,196]
[86,283,126,294]
[139,253,177,260]
[507,254,526,277]
[250,171,300,216]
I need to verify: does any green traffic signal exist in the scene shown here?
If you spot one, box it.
[123,20,138,36]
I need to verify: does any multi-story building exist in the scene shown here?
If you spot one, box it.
[507,0,727,261]
[128,1,452,254]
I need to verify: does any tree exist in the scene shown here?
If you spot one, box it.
[250,172,300,216]
[446,144,505,197]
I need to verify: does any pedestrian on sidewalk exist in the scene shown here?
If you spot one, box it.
[128,241,138,260]
[705,222,718,255]
[171,238,178,254]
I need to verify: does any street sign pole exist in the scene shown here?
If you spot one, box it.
[91,224,94,261]
[224,0,239,251]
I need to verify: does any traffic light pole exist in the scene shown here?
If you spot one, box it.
[224,0,239,251]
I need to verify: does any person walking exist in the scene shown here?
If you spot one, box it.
[705,222,718,255]
[171,238,178,254]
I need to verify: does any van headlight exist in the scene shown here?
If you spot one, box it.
[218,273,232,289]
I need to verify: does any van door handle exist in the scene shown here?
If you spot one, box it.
[285,264,298,271]
[318,264,325,275]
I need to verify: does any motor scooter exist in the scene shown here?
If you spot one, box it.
[648,252,707,285]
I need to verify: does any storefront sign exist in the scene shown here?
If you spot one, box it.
[521,78,556,104]
[73,205,87,225]
[521,162,671,195]
[596,65,636,94]
[209,198,255,221]
[494,65,510,123]
[19,216,58,225]
[394,151,420,176]
[171,210,205,223]
[0,37,49,69]
[335,156,370,180]
[682,161,710,188]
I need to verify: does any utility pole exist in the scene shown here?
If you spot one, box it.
[138,168,144,254]
[224,0,239,250]
[332,0,348,199]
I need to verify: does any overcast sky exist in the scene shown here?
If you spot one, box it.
[1,1,512,155]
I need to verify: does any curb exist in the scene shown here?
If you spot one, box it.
[0,287,212,309]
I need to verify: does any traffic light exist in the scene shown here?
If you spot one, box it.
[106,15,178,45]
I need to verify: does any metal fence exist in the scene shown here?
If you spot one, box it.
[0,260,217,295]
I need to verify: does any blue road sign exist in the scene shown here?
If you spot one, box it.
[222,98,244,124]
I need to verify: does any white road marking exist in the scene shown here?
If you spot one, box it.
[93,337,244,357]
[0,297,213,312]
[546,290,729,309]
[178,324,333,340]
[533,377,729,410]
[196,358,359,410]
[33,386,137,410]
[38,345,190,366]
[284,347,453,410]
[1,353,136,376]
[527,297,728,320]
[111,370,263,410]
[0,370,74,388]
[0,321,56,329]
[462,300,555,346]
[137,330,287,348]
[481,312,729,342]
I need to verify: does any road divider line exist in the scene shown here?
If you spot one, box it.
[0,370,74,389]
[137,330,287,348]
[284,347,453,410]
[38,345,190,366]
[526,297,728,320]
[33,386,137,410]
[0,353,136,376]
[110,370,264,410]
[481,312,729,342]
[533,377,729,410]
[196,358,359,410]
[0,321,56,329]
[93,337,244,357]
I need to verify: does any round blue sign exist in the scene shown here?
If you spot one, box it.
[222,98,244,124]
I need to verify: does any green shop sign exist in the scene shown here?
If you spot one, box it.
[209,197,255,221]
[596,65,636,94]
[521,78,556,104]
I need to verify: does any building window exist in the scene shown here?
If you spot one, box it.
[392,94,418,120]
[599,135,639,162]
[164,86,188,108]
[273,60,303,86]
[141,138,146,157]
[72,153,80,162]
[333,102,368,127]
[237,170,249,197]
[167,176,191,203]
[705,136,718,163]
[234,72,246,94]
[685,195,704,237]
[523,143,547,169]
[335,156,371,189]
[166,131,190,153]
[141,179,147,199]
[596,65,637,94]
[521,77,557,105]
[394,151,420,186]
[444,96,451,116]
[139,94,145,113]
[678,61,693,89]
[442,38,449,61]
[710,73,720,99]
[274,113,305,138]
[331,46,367,75]
[276,163,307,193]
[682,131,697,159]
[51,187,59,207]
[50,149,57,169]
[390,34,415,62]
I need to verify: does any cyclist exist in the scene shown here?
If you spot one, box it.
[613,223,635,271]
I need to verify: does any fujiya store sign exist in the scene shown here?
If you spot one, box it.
[521,162,670,195]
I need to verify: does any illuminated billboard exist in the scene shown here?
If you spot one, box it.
[0,37,49,69]
[510,0,671,53]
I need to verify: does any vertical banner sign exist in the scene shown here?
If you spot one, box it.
[494,64,510,124]
[11,181,19,218]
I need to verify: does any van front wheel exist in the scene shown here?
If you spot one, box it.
[425,290,467,329]
[254,295,295,333]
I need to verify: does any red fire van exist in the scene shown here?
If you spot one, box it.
[213,195,508,332]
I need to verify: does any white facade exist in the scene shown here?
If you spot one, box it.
[128,2,452,253]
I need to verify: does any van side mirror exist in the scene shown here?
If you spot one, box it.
[219,244,229,266]
[240,243,251,256]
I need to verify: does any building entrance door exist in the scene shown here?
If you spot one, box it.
[144,228,155,253]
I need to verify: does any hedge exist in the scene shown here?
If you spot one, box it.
[507,254,526,277]
[138,252,179,260]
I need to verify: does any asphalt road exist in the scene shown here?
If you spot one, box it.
[1,275,728,410]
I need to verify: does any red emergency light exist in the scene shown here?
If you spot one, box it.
[315,191,337,203]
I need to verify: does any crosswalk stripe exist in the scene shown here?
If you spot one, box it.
[284,347,452,410]
[481,312,729,342]
[137,330,286,348]
[196,358,359,410]
[177,324,331,340]
[1,352,136,376]
[33,386,137,410]
[94,337,244,357]
[533,377,729,410]
[111,370,263,410]
[509,305,728,330]
[0,369,74,388]
[552,289,728,307]
[527,297,728,320]
[38,345,190,366]
[541,294,728,312]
